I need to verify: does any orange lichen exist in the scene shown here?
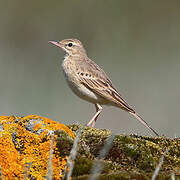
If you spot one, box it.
[0,115,75,179]
[0,133,24,179]
[21,115,75,139]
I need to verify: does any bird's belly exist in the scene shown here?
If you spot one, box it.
[68,79,105,104]
[62,62,106,104]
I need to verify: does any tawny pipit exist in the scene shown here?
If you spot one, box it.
[49,39,159,136]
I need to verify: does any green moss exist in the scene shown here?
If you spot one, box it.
[72,173,179,180]
[55,130,74,157]
[69,125,180,179]
[72,157,93,176]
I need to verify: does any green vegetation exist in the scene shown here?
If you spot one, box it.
[69,125,180,179]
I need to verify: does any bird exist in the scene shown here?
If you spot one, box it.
[49,38,159,136]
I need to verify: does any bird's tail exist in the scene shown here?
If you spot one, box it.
[129,112,159,136]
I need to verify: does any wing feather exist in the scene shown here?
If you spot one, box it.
[75,57,135,113]
[82,77,135,112]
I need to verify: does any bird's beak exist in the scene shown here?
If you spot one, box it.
[49,41,62,48]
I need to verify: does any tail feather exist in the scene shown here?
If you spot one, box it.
[129,112,159,136]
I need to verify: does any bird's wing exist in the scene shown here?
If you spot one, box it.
[76,58,135,113]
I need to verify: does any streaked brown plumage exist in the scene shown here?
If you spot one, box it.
[49,38,159,136]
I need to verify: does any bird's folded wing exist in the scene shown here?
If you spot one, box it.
[80,76,135,113]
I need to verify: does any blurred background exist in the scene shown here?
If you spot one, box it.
[0,0,179,137]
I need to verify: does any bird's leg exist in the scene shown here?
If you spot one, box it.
[91,104,103,127]
[87,103,102,127]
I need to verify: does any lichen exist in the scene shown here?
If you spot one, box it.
[0,117,179,179]
[0,115,75,179]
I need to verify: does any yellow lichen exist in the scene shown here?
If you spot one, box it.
[0,115,75,179]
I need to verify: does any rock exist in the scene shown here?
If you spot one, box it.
[69,125,180,180]
[0,115,75,179]
[0,116,179,180]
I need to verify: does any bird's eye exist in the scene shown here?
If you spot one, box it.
[67,43,73,47]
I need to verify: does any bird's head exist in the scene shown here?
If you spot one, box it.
[49,38,87,56]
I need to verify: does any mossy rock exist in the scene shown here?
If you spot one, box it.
[0,116,179,180]
[69,125,180,180]
[0,115,75,179]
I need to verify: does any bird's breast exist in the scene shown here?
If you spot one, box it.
[61,59,106,104]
